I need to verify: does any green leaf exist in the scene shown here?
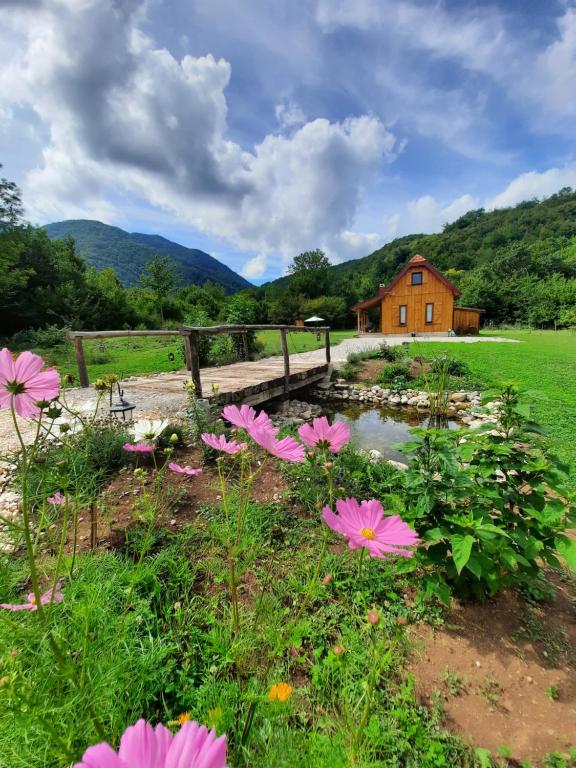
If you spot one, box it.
[474,747,492,768]
[423,526,450,542]
[554,535,576,570]
[476,523,510,537]
[451,534,475,575]
[466,553,483,579]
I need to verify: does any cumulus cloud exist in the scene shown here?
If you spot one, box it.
[275,101,306,130]
[384,194,478,238]
[241,253,268,280]
[0,0,399,268]
[488,164,576,209]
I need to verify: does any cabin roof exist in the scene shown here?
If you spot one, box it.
[351,254,460,312]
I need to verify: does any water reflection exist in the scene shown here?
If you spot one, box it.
[318,402,460,462]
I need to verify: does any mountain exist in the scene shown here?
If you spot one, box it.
[257,189,576,327]
[44,219,251,294]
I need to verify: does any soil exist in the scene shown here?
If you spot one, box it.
[408,575,576,765]
[354,359,385,383]
[67,447,292,554]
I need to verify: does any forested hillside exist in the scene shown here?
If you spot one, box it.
[257,189,576,328]
[44,220,251,294]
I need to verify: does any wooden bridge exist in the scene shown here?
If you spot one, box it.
[68,325,331,406]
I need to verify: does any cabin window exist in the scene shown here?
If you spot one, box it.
[411,271,423,285]
[399,305,407,326]
[425,303,433,324]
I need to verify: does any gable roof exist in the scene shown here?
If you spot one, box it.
[351,254,460,312]
[381,254,460,297]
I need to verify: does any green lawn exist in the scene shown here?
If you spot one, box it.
[412,329,576,479]
[31,329,357,384]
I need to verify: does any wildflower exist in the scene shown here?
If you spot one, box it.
[1,583,63,612]
[321,573,333,586]
[332,645,344,656]
[222,404,274,433]
[123,442,155,453]
[47,491,66,506]
[201,433,247,455]
[184,380,196,392]
[72,718,227,768]
[211,383,220,394]
[0,349,60,418]
[248,425,305,462]
[132,419,169,443]
[322,498,419,559]
[298,416,350,454]
[94,378,109,392]
[177,712,191,726]
[368,609,380,626]
[169,433,179,444]
[268,682,293,702]
[323,461,334,469]
[168,462,203,477]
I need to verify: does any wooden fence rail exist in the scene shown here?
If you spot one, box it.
[68,325,331,394]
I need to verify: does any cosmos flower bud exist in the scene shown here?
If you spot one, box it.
[169,433,179,444]
[321,573,333,586]
[323,461,334,469]
[368,609,380,626]
[332,645,344,656]
[94,378,108,392]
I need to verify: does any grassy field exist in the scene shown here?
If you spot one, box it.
[413,329,576,478]
[31,329,357,383]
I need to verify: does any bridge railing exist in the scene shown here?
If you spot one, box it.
[68,325,331,395]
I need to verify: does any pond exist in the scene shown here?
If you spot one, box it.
[318,402,460,462]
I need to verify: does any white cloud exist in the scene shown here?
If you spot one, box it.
[385,193,478,238]
[275,101,306,129]
[0,0,401,269]
[488,164,576,209]
[241,253,268,279]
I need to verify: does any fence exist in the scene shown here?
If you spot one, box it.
[68,325,331,396]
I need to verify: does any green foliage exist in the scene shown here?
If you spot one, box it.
[0,164,23,226]
[140,255,179,323]
[377,342,404,362]
[24,421,131,504]
[399,386,576,600]
[376,362,411,386]
[431,356,470,377]
[44,219,250,292]
[258,189,576,328]
[287,249,332,298]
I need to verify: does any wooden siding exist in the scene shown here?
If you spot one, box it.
[380,265,455,333]
[453,307,482,335]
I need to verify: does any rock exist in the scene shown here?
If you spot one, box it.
[387,459,408,470]
[407,396,419,406]
[389,395,401,405]
[400,395,408,404]
[450,392,467,403]
[368,449,383,463]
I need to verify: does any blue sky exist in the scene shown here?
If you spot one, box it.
[1,0,575,284]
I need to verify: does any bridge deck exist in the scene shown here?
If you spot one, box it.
[129,358,329,406]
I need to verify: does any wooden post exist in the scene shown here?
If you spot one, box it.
[73,336,89,388]
[242,331,249,361]
[186,331,202,397]
[280,328,290,397]
[325,329,331,363]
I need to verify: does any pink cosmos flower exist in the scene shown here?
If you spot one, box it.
[222,404,275,433]
[298,416,350,454]
[0,348,60,418]
[168,462,203,477]
[47,491,66,505]
[248,425,305,462]
[1,582,64,612]
[201,433,247,455]
[73,718,227,768]
[322,498,419,558]
[123,443,155,453]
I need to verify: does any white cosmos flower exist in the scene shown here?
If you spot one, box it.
[131,419,169,442]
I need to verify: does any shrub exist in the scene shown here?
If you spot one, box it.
[431,356,470,377]
[377,342,403,362]
[399,386,576,602]
[376,362,411,386]
[9,325,68,350]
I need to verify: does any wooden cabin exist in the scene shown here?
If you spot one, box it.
[351,254,483,335]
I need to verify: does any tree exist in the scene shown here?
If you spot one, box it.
[140,255,178,324]
[0,164,24,226]
[287,249,332,298]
